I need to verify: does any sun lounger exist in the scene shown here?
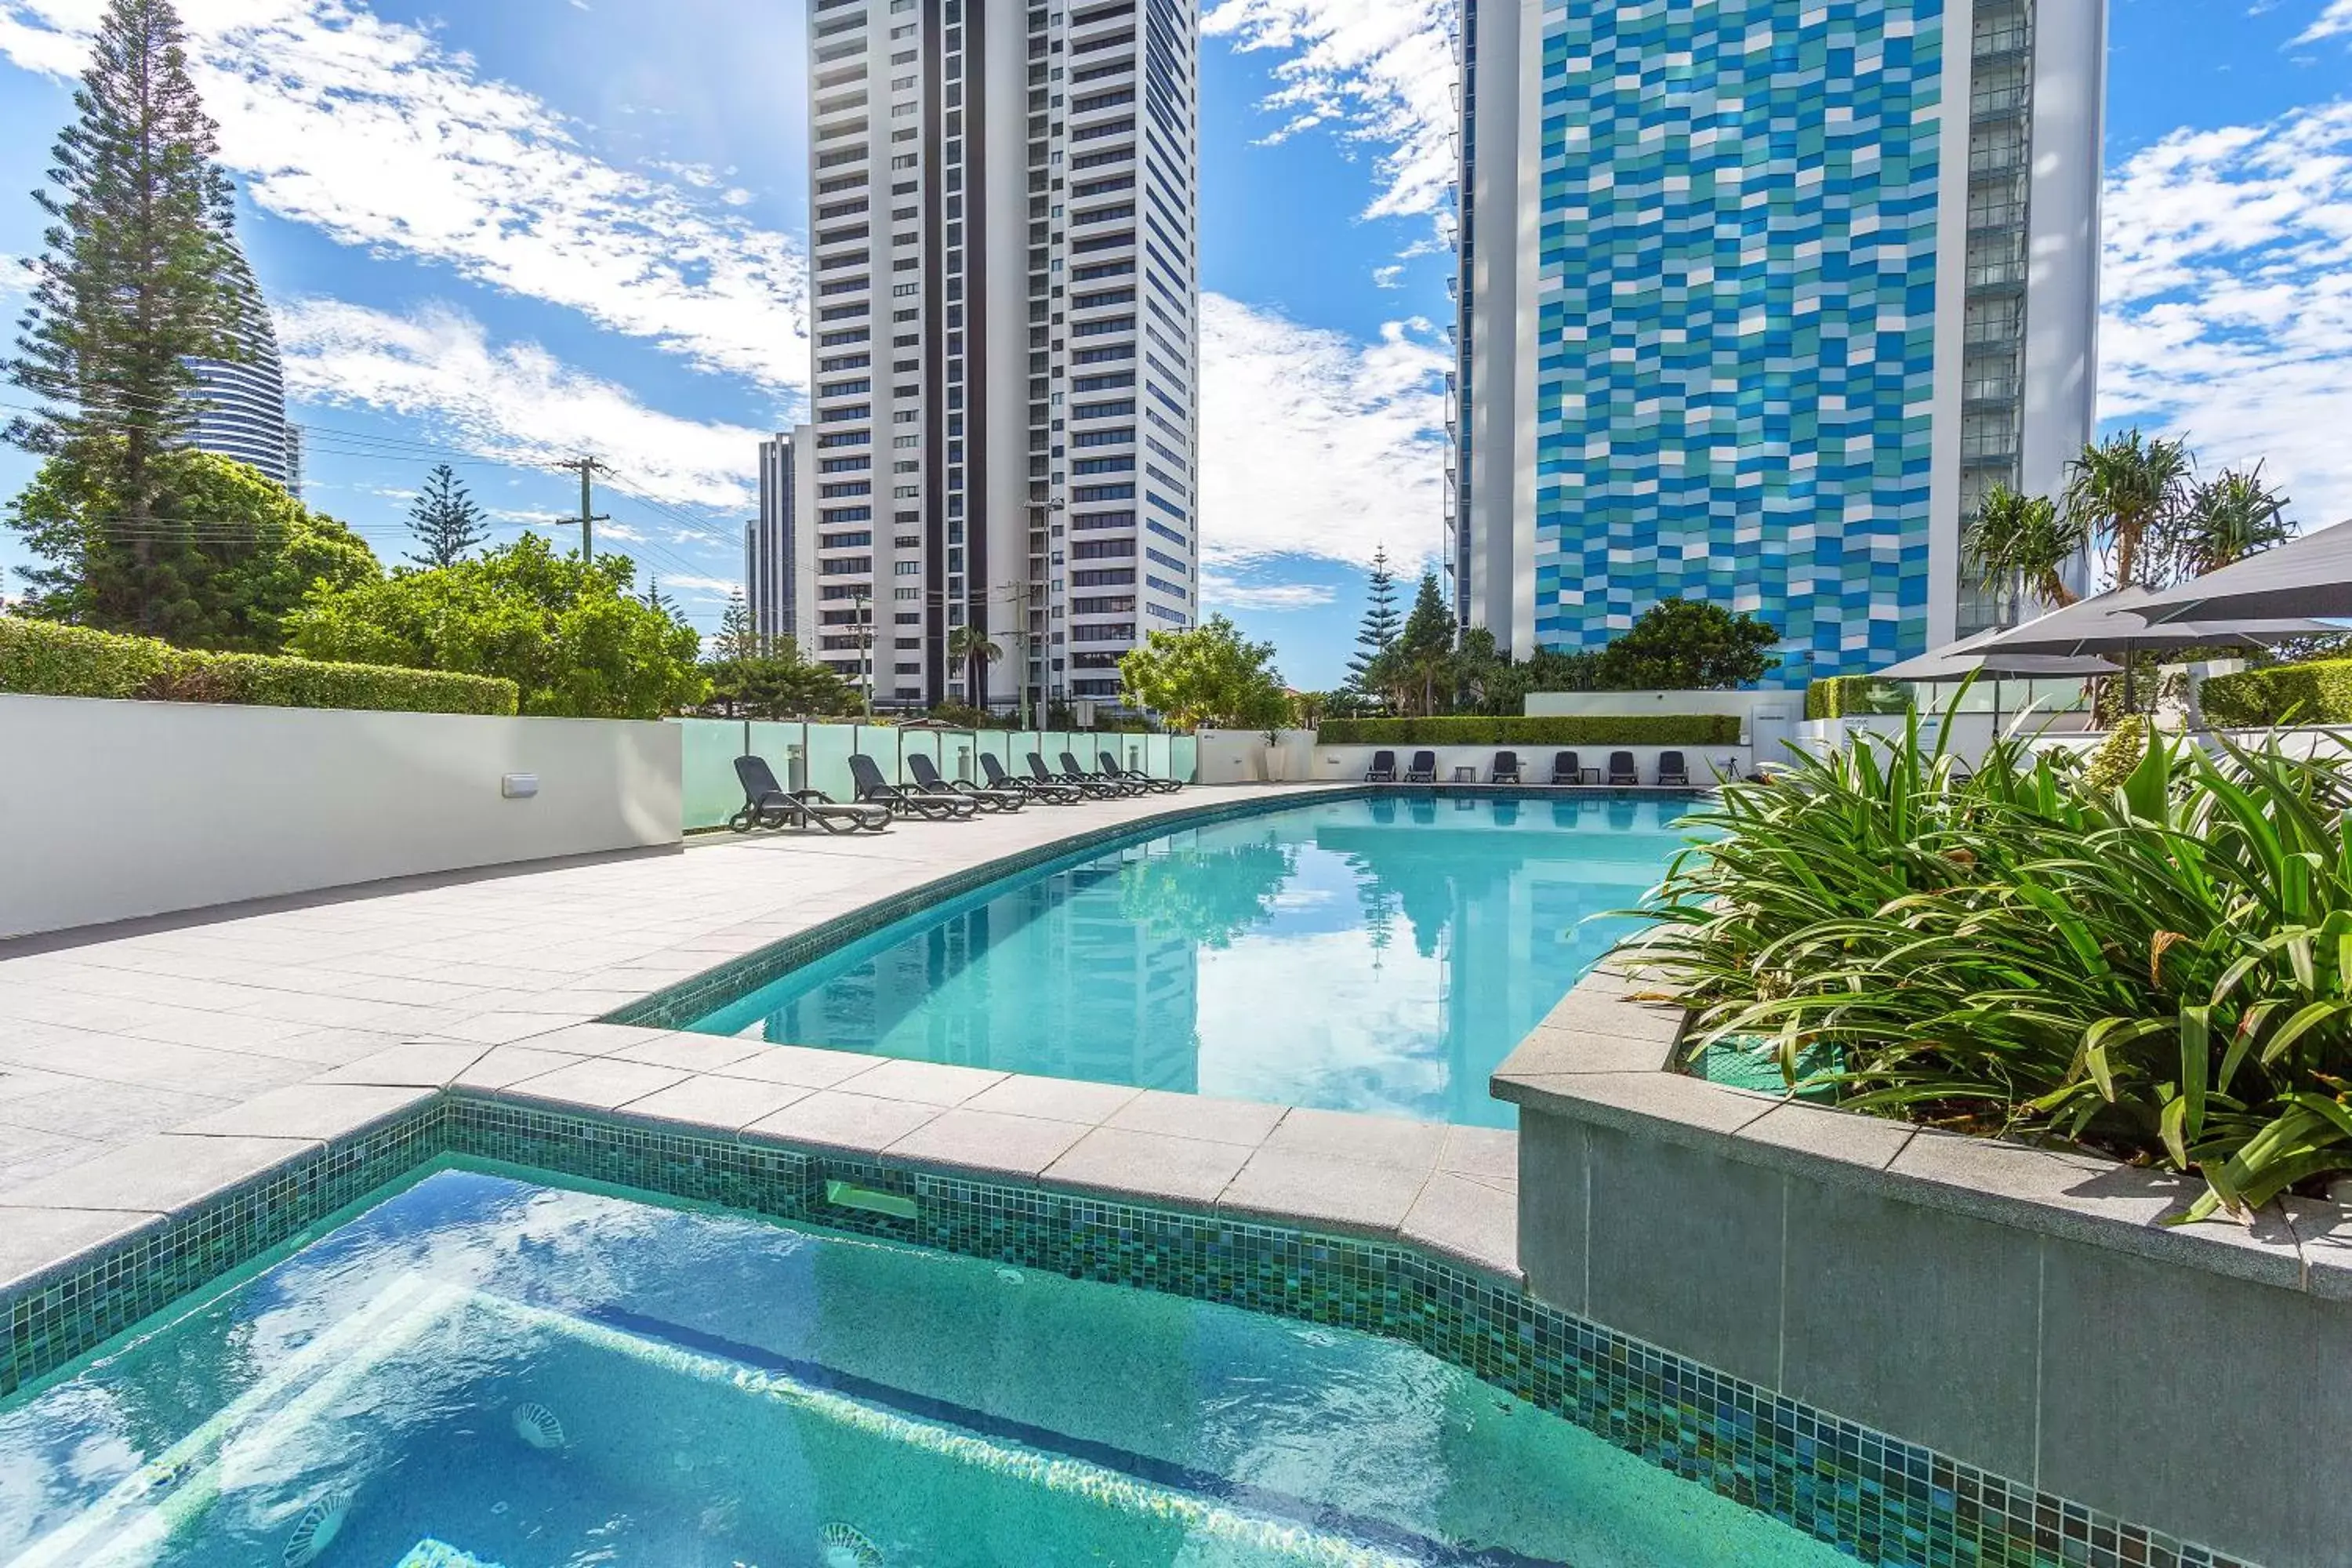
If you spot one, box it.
[1404,750,1439,784]
[1606,751,1639,786]
[1100,750,1181,793]
[907,751,1024,811]
[850,753,979,819]
[1656,750,1691,787]
[1062,750,1143,796]
[728,756,890,834]
[1365,749,1398,782]
[984,752,1083,802]
[1492,750,1523,785]
[1032,751,1122,798]
[1550,751,1581,786]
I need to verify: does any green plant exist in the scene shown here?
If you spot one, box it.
[2201,659,2352,727]
[1316,714,1741,746]
[1592,598,1781,689]
[2079,720,2147,793]
[0,613,517,713]
[1632,707,2352,1218]
[1963,484,2081,612]
[1118,614,1292,729]
[405,463,489,568]
[1803,675,1909,720]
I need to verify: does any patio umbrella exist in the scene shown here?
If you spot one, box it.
[2132,517,2352,626]
[1972,586,2338,713]
[1875,631,2118,734]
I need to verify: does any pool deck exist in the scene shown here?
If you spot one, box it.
[0,782,1518,1299]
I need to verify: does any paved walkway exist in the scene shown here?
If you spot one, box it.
[0,784,1517,1292]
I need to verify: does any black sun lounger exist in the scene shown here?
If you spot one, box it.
[984,751,1083,802]
[1550,751,1581,786]
[1365,749,1398,782]
[907,750,1025,811]
[1062,750,1143,796]
[850,753,979,819]
[1404,750,1439,784]
[729,755,890,834]
[1606,751,1639,786]
[1100,750,1181,793]
[1492,750,1523,784]
[1033,751,1122,799]
[1656,750,1692,787]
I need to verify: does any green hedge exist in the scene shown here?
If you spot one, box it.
[1804,674,1909,720]
[2201,659,2352,727]
[1316,714,1742,746]
[0,616,518,716]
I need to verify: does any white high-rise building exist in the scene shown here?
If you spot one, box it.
[803,0,1202,712]
[1450,0,2103,676]
[185,234,301,495]
[747,427,816,648]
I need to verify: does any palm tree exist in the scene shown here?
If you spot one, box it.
[2170,463,2291,580]
[947,622,1003,708]
[1962,485,2083,612]
[2062,429,2191,590]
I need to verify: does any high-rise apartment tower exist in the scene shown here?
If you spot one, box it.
[803,0,1203,711]
[747,427,816,648]
[186,236,302,494]
[1450,0,2103,679]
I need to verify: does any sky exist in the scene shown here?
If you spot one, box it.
[0,0,2347,691]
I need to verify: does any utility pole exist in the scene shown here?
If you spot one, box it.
[554,456,611,561]
[996,576,1033,730]
[852,586,873,720]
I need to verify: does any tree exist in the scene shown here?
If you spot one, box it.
[703,636,855,719]
[1594,598,1780,689]
[286,532,706,718]
[5,0,241,635]
[1344,545,1402,694]
[5,445,376,649]
[948,622,1003,706]
[642,575,677,619]
[2169,463,2291,581]
[1117,614,1293,729]
[713,590,760,660]
[1963,484,2082,612]
[2063,429,2191,591]
[1380,570,1455,716]
[404,463,488,568]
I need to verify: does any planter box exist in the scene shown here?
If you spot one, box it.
[1493,967,2352,1568]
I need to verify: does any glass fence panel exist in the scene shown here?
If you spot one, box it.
[673,719,744,830]
[972,729,1014,786]
[804,722,859,803]
[1171,733,1198,782]
[899,728,940,786]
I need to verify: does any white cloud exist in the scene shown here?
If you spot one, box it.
[2294,0,2352,42]
[1197,293,1448,569]
[1370,263,1404,289]
[1199,573,1336,611]
[2100,101,2352,528]
[0,0,809,394]
[658,574,742,599]
[1200,0,1456,223]
[278,299,760,512]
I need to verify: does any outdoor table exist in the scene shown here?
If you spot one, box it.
[1452,765,1476,784]
[1581,768,1602,786]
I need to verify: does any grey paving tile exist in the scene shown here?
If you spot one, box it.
[497,1058,691,1112]
[885,1108,1092,1181]
[1401,1171,1520,1279]
[609,1033,769,1073]
[0,1206,158,1292]
[1496,1069,1779,1138]
[0,1126,103,1186]
[1043,1126,1251,1207]
[506,1022,677,1057]
[0,1062,84,1105]
[432,1011,598,1045]
[0,1080,234,1142]
[744,1091,941,1156]
[209,1026,418,1066]
[108,1011,329,1052]
[1261,1107,1446,1171]
[834,1058,1007,1107]
[0,1132,316,1213]
[1538,988,1686,1042]
[310,1040,493,1087]
[451,1046,590,1091]
[1219,1149,1430,1238]
[1735,1102,1917,1174]
[961,1075,1141,1124]
[1103,1089,1287,1146]
[616,1073,811,1132]
[1493,1023,1678,1078]
[172,1083,434,1141]
[704,1044,888,1088]
[1439,1125,1519,1180]
[0,1033,303,1098]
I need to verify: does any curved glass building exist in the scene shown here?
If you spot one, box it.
[186,237,301,492]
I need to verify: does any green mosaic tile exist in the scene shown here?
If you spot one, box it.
[0,1091,2259,1568]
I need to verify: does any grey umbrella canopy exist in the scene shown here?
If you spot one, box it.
[2132,518,2352,626]
[1874,628,2120,681]
[1971,585,2336,657]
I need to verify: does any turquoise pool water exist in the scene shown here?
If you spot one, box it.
[0,1168,1847,1566]
[688,794,1700,1127]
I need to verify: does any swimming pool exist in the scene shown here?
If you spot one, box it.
[0,1167,1846,1567]
[683,794,1700,1128]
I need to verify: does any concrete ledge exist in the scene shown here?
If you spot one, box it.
[1492,961,2352,1567]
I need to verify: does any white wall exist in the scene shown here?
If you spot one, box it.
[0,695,681,938]
[1523,689,1789,724]
[1193,728,1318,784]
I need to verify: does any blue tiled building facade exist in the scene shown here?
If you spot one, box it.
[1450,0,2103,684]
[1533,4,1941,677]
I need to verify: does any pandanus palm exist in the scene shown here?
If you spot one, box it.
[2170,463,2292,580]
[1962,484,2083,612]
[2063,429,2191,590]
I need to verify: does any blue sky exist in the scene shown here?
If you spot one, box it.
[0,0,2348,690]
